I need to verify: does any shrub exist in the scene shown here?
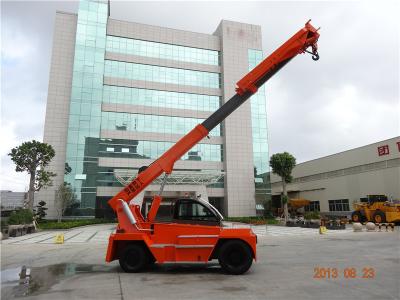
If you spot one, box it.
[304,211,320,220]
[7,209,34,225]
[38,218,114,229]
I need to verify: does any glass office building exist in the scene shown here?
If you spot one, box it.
[40,0,270,218]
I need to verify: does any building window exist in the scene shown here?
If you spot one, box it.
[99,139,223,162]
[106,35,220,66]
[101,111,221,136]
[102,85,220,112]
[104,60,220,89]
[305,201,320,212]
[328,199,350,211]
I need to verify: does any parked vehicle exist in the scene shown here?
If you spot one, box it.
[351,195,400,223]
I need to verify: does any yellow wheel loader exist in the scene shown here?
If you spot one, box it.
[351,195,400,223]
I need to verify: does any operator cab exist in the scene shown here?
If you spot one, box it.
[367,195,388,204]
[172,198,223,226]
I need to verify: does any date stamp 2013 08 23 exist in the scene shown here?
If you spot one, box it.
[313,267,375,279]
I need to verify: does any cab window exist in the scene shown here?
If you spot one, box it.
[177,200,217,221]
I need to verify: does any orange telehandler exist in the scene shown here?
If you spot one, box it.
[105,21,320,274]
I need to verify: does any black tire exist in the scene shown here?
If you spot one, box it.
[119,244,149,273]
[351,211,363,223]
[148,256,156,265]
[218,240,253,275]
[373,211,386,223]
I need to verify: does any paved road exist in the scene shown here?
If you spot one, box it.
[2,224,354,245]
[2,224,399,299]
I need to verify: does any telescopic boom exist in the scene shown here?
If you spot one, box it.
[108,20,320,211]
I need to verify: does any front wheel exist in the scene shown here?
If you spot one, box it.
[218,240,253,275]
[351,211,363,223]
[119,244,149,273]
[373,211,386,223]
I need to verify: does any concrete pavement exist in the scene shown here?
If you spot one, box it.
[1,224,399,299]
[1,223,354,245]
[1,224,115,245]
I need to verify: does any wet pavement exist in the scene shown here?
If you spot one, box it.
[1,225,399,299]
[1,264,116,298]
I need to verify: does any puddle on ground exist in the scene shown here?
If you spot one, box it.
[1,263,114,298]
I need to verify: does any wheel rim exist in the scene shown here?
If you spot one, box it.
[353,214,359,222]
[375,215,382,223]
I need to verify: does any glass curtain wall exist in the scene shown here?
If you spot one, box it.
[248,49,271,210]
[99,139,223,162]
[64,0,108,213]
[64,0,223,216]
[104,60,220,88]
[102,85,220,112]
[106,36,219,65]
[101,112,221,136]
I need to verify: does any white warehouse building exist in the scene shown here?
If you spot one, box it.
[271,137,400,216]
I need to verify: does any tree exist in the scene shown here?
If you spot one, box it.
[55,182,77,223]
[269,152,296,223]
[34,201,48,221]
[8,140,56,210]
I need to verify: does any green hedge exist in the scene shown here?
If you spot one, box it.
[7,209,34,225]
[224,216,278,225]
[38,218,115,230]
[304,211,320,220]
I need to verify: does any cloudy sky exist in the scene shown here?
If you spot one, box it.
[1,0,399,192]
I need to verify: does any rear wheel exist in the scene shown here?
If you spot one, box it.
[218,240,253,275]
[119,244,149,273]
[373,211,386,223]
[351,211,363,223]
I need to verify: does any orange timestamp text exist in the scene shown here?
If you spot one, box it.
[313,267,375,279]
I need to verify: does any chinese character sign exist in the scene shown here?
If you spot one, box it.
[377,145,389,156]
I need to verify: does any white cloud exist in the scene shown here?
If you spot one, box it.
[0,121,18,158]
[1,30,36,62]
[0,122,30,191]
[1,13,46,192]
[0,0,399,191]
[267,79,399,162]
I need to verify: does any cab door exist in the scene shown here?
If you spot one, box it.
[149,199,221,262]
[173,199,221,226]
